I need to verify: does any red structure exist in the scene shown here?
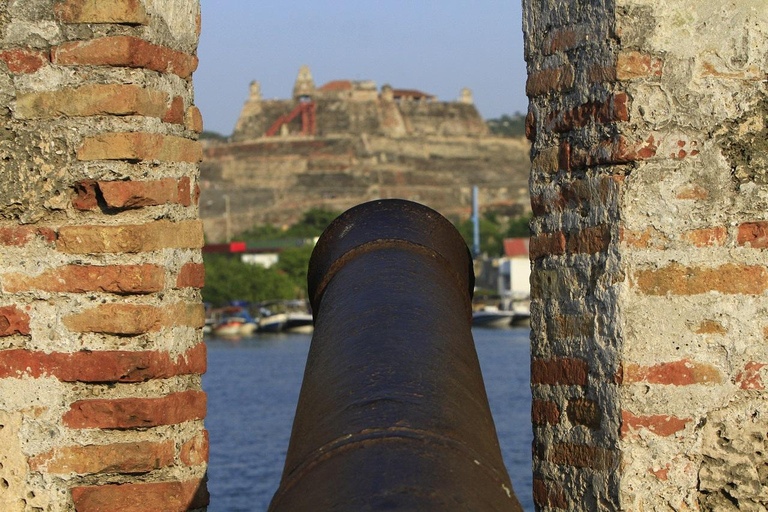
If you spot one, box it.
[265,101,316,137]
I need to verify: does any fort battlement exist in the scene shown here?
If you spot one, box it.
[200,67,530,240]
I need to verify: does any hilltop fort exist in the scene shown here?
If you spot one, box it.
[199,66,530,241]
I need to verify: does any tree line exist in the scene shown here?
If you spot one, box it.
[202,207,530,306]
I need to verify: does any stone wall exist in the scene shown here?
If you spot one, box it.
[0,1,208,511]
[231,84,490,141]
[200,134,530,240]
[524,0,768,510]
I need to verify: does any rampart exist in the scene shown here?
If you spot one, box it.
[0,1,208,511]
[201,69,530,240]
[524,1,768,509]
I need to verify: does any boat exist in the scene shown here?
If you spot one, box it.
[283,312,314,333]
[472,305,516,328]
[210,305,258,336]
[257,312,287,333]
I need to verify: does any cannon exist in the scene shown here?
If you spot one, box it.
[269,199,522,512]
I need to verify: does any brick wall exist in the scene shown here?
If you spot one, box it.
[0,1,207,511]
[524,0,768,510]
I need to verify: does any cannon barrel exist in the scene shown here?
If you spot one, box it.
[269,199,522,512]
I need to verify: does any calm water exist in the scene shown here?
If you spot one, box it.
[203,328,534,511]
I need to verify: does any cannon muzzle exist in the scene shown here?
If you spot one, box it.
[269,199,522,511]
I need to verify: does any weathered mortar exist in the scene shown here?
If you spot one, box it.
[524,0,768,510]
[0,1,207,511]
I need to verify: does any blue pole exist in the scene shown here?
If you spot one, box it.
[472,186,480,257]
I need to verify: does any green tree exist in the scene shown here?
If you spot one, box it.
[285,207,340,238]
[202,255,294,306]
[506,213,532,238]
[486,113,526,138]
[236,223,283,241]
[455,214,505,256]
[275,246,315,297]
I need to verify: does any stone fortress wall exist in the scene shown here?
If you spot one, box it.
[0,1,208,511]
[524,0,768,510]
[199,66,531,240]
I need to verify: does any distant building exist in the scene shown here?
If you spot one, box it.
[200,66,531,242]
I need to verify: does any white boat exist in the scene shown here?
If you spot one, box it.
[258,313,287,333]
[283,312,314,333]
[472,306,516,328]
[212,319,245,337]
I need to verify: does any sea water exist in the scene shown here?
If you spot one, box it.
[203,328,534,511]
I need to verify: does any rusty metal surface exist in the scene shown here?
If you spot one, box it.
[269,199,522,512]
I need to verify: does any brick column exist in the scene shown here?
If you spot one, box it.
[0,1,208,511]
[524,1,767,510]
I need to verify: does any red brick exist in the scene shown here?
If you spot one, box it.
[0,344,206,382]
[63,304,162,335]
[736,362,765,390]
[180,430,209,466]
[63,303,205,334]
[55,0,148,24]
[73,180,99,210]
[77,132,202,163]
[682,227,727,247]
[569,135,657,170]
[525,111,536,141]
[53,36,198,78]
[29,440,173,474]
[0,306,30,336]
[737,222,768,248]
[531,357,588,386]
[529,232,566,260]
[623,359,723,386]
[543,26,587,55]
[163,95,184,124]
[566,225,610,255]
[57,220,204,253]
[2,264,164,294]
[566,399,602,429]
[0,227,56,246]
[184,106,204,133]
[526,64,575,97]
[193,183,201,205]
[547,94,630,133]
[177,176,192,207]
[548,443,614,471]
[63,390,206,429]
[621,411,691,438]
[71,479,209,512]
[0,49,48,73]
[532,399,560,425]
[176,263,205,289]
[634,263,768,295]
[533,478,567,509]
[616,51,663,79]
[14,85,167,119]
[99,178,186,208]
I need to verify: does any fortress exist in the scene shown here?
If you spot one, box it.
[2,1,766,511]
[199,66,530,240]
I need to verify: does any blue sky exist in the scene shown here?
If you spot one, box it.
[195,1,528,135]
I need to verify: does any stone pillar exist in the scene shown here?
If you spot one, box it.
[0,1,208,511]
[524,1,767,510]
